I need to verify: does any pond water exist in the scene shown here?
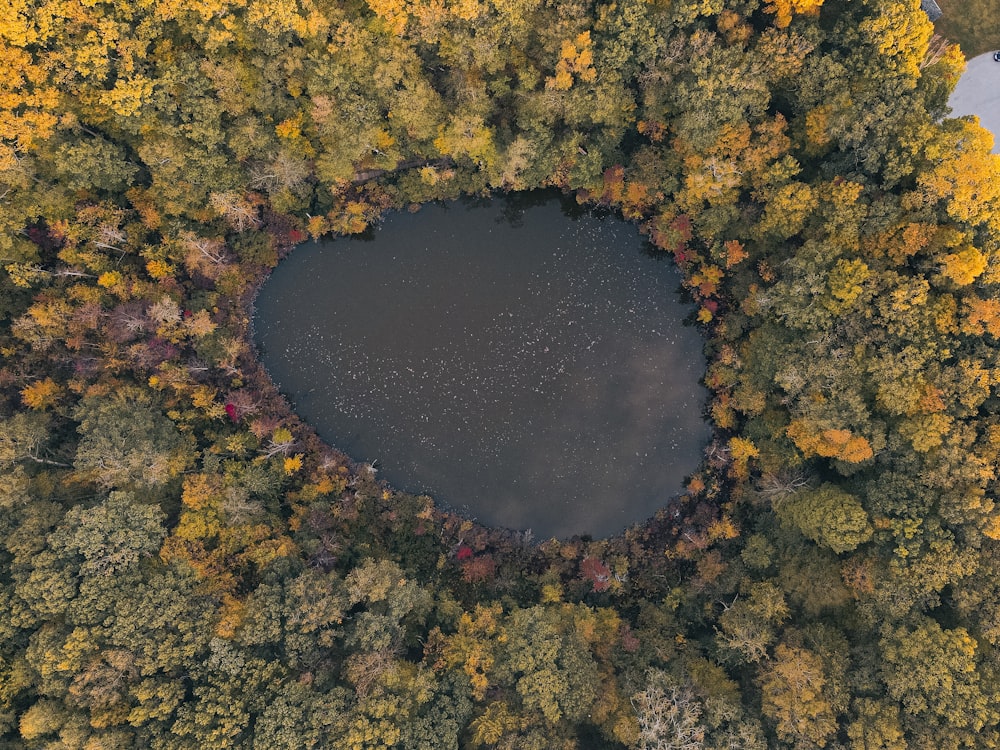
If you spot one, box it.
[253,193,710,539]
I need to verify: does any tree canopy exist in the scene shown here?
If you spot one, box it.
[1,0,999,747]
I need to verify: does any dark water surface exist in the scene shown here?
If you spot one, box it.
[253,194,710,539]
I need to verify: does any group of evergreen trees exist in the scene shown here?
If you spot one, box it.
[2,0,999,746]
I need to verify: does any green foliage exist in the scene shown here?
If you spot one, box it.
[880,620,997,728]
[715,581,789,664]
[499,605,599,726]
[774,483,873,554]
[73,388,193,489]
[48,492,166,577]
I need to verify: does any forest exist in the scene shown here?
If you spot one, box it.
[1,0,999,747]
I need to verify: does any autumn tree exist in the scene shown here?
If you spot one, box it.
[759,643,838,748]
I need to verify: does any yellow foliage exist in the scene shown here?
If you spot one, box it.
[729,436,759,462]
[717,9,752,43]
[175,508,222,544]
[246,0,323,39]
[375,129,395,150]
[366,0,409,35]
[786,420,873,463]
[899,413,953,453]
[708,516,740,542]
[570,604,622,653]
[442,603,503,701]
[982,513,1000,542]
[469,702,521,747]
[0,42,60,169]
[214,594,246,638]
[283,454,303,474]
[433,114,496,168]
[761,644,837,746]
[275,111,304,140]
[613,713,641,747]
[940,246,987,286]
[859,0,932,79]
[21,377,62,410]
[804,105,832,150]
[181,473,223,511]
[306,214,328,238]
[146,258,175,279]
[541,583,563,603]
[545,31,596,90]
[711,398,737,429]
[225,433,252,456]
[28,298,72,329]
[190,385,218,410]
[97,271,124,289]
[764,0,823,28]
[757,182,816,238]
[184,309,218,337]
[99,75,155,117]
[729,436,759,479]
[963,297,1000,338]
[272,426,294,445]
[19,701,63,741]
[916,121,1000,229]
[827,258,870,311]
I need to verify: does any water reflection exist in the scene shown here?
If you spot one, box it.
[254,193,710,538]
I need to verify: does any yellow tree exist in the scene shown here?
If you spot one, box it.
[763,0,823,29]
[760,643,838,747]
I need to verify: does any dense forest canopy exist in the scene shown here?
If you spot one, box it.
[1,0,999,747]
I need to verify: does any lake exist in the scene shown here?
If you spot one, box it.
[253,193,710,539]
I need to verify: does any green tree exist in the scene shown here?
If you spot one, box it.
[73,387,193,489]
[498,605,599,726]
[773,483,873,554]
[880,619,999,736]
[715,581,789,664]
[47,491,165,577]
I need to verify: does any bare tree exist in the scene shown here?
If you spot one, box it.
[632,671,706,750]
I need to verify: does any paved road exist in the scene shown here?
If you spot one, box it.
[948,52,1000,153]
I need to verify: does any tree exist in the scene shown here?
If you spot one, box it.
[0,412,63,469]
[759,643,838,748]
[45,135,139,193]
[773,483,873,554]
[763,0,824,29]
[73,387,193,488]
[498,605,599,726]
[170,638,284,748]
[250,682,347,749]
[715,582,789,664]
[47,491,166,577]
[880,619,999,735]
[343,559,433,647]
[847,698,906,750]
[631,670,705,750]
